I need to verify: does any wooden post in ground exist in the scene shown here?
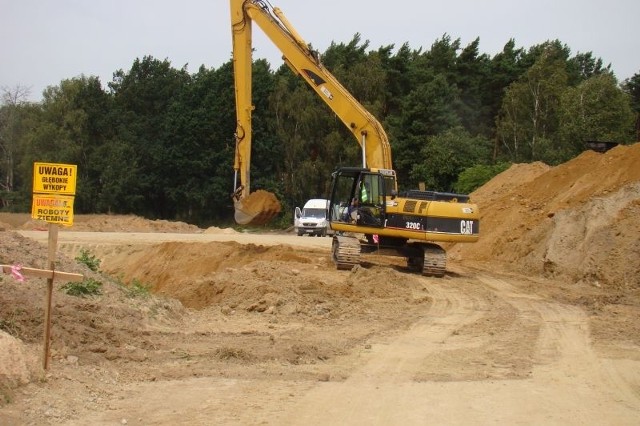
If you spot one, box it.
[42,223,59,370]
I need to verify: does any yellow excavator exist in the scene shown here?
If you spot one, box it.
[230,0,479,276]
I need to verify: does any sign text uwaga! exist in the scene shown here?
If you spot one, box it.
[32,162,77,226]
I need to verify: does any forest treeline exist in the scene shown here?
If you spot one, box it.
[1,35,639,227]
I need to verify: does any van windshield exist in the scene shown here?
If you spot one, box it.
[302,208,326,219]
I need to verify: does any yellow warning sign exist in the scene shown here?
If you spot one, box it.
[33,162,77,195]
[31,194,75,226]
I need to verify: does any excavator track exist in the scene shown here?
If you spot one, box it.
[421,244,446,277]
[332,235,361,270]
[406,243,446,277]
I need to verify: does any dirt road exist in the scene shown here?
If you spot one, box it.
[279,273,639,425]
[17,229,333,250]
[2,229,639,425]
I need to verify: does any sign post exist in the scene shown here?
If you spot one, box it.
[31,162,78,369]
[43,223,59,370]
[3,162,87,368]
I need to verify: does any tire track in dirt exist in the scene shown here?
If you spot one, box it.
[274,273,640,425]
[346,281,487,382]
[475,274,640,424]
[276,276,490,425]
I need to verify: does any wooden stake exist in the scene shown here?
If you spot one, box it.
[42,223,59,370]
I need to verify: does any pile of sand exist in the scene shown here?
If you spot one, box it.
[70,215,202,233]
[96,240,415,313]
[0,213,202,233]
[452,143,640,288]
[203,226,239,234]
[0,231,187,403]
[0,232,420,401]
[243,190,281,213]
[0,331,39,396]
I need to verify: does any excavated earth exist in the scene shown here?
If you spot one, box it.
[0,143,639,425]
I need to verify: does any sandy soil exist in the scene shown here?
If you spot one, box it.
[1,143,639,425]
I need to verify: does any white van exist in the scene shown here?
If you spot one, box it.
[294,198,330,236]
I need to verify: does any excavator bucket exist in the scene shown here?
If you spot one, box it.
[234,189,282,225]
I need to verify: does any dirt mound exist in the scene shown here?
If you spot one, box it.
[0,213,202,233]
[98,240,418,312]
[0,227,430,411]
[453,143,640,288]
[203,226,238,234]
[0,213,38,230]
[70,214,202,233]
[0,231,186,400]
[0,331,39,399]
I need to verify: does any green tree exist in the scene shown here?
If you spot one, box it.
[424,34,460,80]
[559,73,635,160]
[322,33,369,71]
[410,127,492,192]
[454,162,511,194]
[0,86,32,209]
[160,62,237,223]
[109,56,190,218]
[387,69,460,188]
[249,59,282,198]
[377,42,415,117]
[522,40,571,69]
[271,37,386,209]
[486,39,527,117]
[15,77,112,213]
[270,62,357,209]
[54,76,113,213]
[91,140,142,213]
[623,72,640,111]
[496,45,569,162]
[567,51,611,85]
[454,37,492,136]
[622,72,640,140]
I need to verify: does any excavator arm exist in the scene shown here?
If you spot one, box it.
[230,0,393,224]
[230,0,282,225]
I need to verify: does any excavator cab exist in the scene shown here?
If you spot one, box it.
[329,167,393,229]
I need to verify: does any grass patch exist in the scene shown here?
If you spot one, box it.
[214,347,255,362]
[74,248,101,272]
[0,308,24,337]
[126,278,152,298]
[61,278,103,297]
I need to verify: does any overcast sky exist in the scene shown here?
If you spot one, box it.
[2,0,639,102]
